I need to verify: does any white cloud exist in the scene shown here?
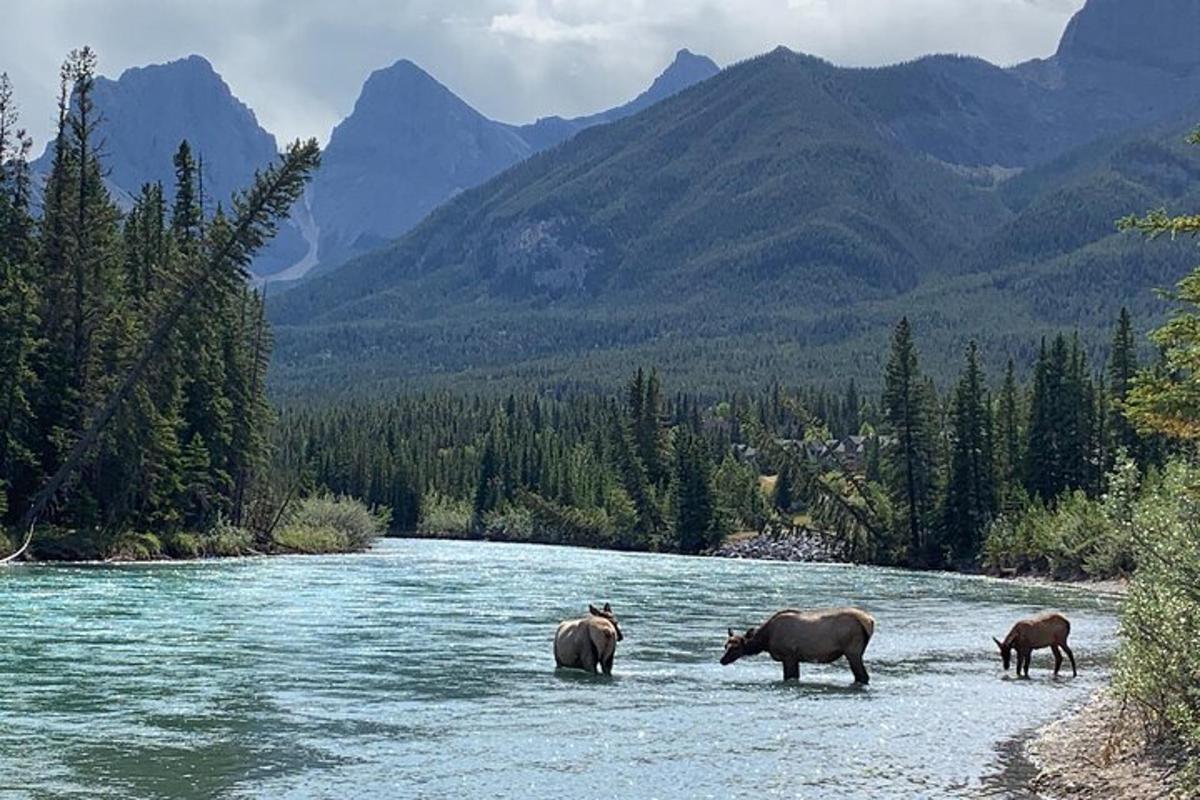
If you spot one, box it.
[1,0,1085,154]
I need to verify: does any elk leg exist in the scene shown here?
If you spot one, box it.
[602,653,614,676]
[1019,649,1031,678]
[847,653,870,685]
[1062,643,1077,677]
[783,660,800,681]
[1051,644,1063,676]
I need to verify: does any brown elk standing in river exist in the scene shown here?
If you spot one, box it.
[554,603,624,676]
[994,612,1077,678]
[721,608,875,684]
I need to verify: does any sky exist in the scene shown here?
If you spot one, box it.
[4,0,1086,152]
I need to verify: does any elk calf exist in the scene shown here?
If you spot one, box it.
[994,612,1076,678]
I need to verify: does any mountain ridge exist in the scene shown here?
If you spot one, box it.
[268,0,1200,396]
[307,49,720,274]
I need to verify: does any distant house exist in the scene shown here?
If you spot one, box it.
[735,434,892,475]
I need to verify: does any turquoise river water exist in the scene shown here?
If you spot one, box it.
[0,539,1120,799]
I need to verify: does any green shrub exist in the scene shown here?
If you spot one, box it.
[274,494,389,553]
[272,524,345,554]
[161,531,205,559]
[207,516,256,557]
[1115,461,1200,788]
[106,531,163,561]
[416,492,473,538]
[982,453,1141,580]
[27,527,107,561]
[481,503,534,541]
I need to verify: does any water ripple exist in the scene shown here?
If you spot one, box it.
[0,539,1118,799]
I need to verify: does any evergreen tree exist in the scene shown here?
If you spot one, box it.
[994,359,1025,511]
[0,72,39,517]
[672,429,720,554]
[773,463,795,516]
[941,342,996,562]
[1107,307,1153,467]
[881,318,936,563]
[171,140,202,240]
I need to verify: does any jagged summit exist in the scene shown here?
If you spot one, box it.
[1056,0,1200,73]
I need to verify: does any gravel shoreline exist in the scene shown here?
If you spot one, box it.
[1026,690,1193,799]
[705,527,848,562]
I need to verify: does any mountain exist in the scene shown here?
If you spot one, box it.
[513,49,721,151]
[308,60,535,274]
[269,0,1200,397]
[308,49,719,273]
[31,55,309,276]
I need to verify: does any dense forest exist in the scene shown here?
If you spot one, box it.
[0,54,384,559]
[275,308,1158,567]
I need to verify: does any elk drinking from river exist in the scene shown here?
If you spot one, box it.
[994,612,1077,678]
[720,607,875,683]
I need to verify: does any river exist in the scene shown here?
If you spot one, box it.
[0,539,1120,799]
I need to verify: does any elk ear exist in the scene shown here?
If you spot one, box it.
[589,604,602,616]
[728,628,736,638]
[993,637,1004,649]
[603,602,612,612]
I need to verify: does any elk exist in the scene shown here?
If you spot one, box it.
[721,608,875,684]
[554,602,624,676]
[994,612,1076,678]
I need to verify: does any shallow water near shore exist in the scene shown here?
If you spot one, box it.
[0,539,1119,799]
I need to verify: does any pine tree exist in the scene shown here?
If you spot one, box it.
[881,318,936,564]
[171,140,202,241]
[1108,307,1148,466]
[672,429,720,554]
[0,72,39,520]
[941,342,996,562]
[994,359,1024,511]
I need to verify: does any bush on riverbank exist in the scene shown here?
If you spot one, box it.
[273,494,390,554]
[415,492,473,538]
[981,454,1141,580]
[1114,461,1200,788]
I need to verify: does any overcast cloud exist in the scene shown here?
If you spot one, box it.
[4,0,1085,152]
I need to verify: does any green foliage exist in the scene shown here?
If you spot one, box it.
[480,503,535,541]
[106,531,164,561]
[0,54,317,557]
[267,71,1200,400]
[713,455,768,532]
[672,429,723,554]
[205,516,256,557]
[1025,334,1102,502]
[983,452,1142,580]
[160,530,204,559]
[882,317,937,564]
[417,492,474,538]
[941,341,997,561]
[1114,460,1200,783]
[274,493,389,554]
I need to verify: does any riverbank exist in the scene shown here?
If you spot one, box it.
[1,495,389,563]
[1027,690,1192,799]
[705,527,848,562]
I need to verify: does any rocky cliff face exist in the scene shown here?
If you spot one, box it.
[309,60,534,273]
[1056,0,1200,74]
[309,50,720,274]
[32,55,307,276]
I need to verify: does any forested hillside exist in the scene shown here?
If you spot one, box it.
[270,23,1200,397]
[276,307,1153,567]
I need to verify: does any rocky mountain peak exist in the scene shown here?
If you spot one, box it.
[1056,0,1200,74]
